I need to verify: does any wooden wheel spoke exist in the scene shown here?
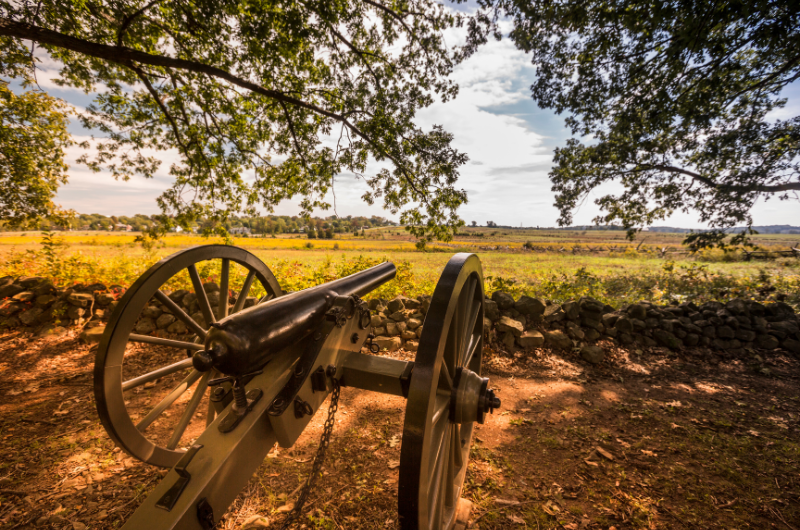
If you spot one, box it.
[122,358,194,391]
[438,362,453,392]
[136,369,203,432]
[460,298,481,367]
[431,391,450,426]
[445,428,456,507]
[458,278,477,361]
[453,425,465,469]
[258,292,274,305]
[232,269,256,313]
[219,258,230,319]
[463,334,480,370]
[427,424,450,525]
[154,291,207,340]
[128,334,204,351]
[167,371,210,450]
[188,264,216,325]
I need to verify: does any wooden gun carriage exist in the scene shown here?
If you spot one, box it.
[94,246,500,529]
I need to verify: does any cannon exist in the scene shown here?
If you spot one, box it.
[94,245,500,529]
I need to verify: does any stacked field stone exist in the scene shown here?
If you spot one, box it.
[2,275,799,361]
[366,295,431,352]
[0,275,119,333]
[482,292,800,362]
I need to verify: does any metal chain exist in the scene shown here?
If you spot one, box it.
[276,378,340,530]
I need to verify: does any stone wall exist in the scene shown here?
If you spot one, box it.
[480,292,800,361]
[362,292,800,361]
[2,275,799,361]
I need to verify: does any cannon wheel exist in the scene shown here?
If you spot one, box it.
[94,245,282,468]
[399,253,484,530]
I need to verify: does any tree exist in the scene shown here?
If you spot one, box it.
[483,0,800,247]
[471,220,477,227]
[0,80,72,226]
[0,0,487,242]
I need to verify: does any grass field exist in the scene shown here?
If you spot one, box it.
[1,230,799,309]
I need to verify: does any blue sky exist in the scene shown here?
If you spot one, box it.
[26,12,800,228]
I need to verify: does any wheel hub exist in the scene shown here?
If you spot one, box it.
[449,368,501,425]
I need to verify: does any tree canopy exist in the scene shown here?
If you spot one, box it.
[0,0,487,240]
[482,0,800,247]
[0,80,72,226]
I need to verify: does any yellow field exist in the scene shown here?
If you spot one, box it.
[2,230,799,309]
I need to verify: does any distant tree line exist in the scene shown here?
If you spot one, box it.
[0,213,396,234]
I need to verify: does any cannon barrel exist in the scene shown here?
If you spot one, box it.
[193,261,396,376]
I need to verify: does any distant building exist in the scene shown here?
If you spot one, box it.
[114,223,132,231]
[230,227,251,235]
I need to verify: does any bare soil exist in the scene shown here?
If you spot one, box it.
[1,330,799,530]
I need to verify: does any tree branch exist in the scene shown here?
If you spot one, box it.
[0,17,432,204]
[278,100,311,174]
[726,51,800,103]
[128,65,190,156]
[639,164,800,193]
[117,0,165,47]
[361,0,412,34]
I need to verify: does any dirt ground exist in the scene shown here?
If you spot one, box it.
[1,330,799,530]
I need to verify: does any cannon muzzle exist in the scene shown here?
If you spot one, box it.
[193,261,396,376]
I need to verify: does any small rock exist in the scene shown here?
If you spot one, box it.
[584,328,601,342]
[501,331,516,351]
[517,330,544,349]
[19,307,44,325]
[578,296,605,315]
[404,340,419,352]
[0,283,24,298]
[484,299,500,321]
[399,296,420,310]
[406,318,422,330]
[203,282,220,293]
[627,303,648,320]
[389,311,406,322]
[496,316,524,337]
[156,313,176,329]
[95,292,116,306]
[543,304,565,323]
[18,276,47,287]
[491,291,515,310]
[561,300,580,320]
[11,291,35,303]
[141,305,163,319]
[373,336,402,352]
[167,320,188,334]
[80,326,106,344]
[782,338,800,355]
[73,522,87,530]
[135,318,157,334]
[514,295,545,317]
[717,326,735,339]
[653,329,682,350]
[35,294,56,307]
[581,344,606,364]
[401,330,417,340]
[544,330,573,350]
[755,334,779,350]
[67,292,94,307]
[387,298,405,313]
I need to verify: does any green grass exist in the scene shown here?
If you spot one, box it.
[1,231,799,310]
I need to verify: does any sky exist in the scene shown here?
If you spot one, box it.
[24,9,800,229]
